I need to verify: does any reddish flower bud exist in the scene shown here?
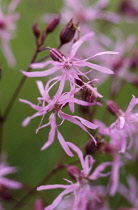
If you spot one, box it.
[33,22,40,38]
[106,100,124,118]
[0,185,13,201]
[129,49,138,69]
[0,21,6,29]
[46,15,60,33]
[85,135,104,155]
[49,48,66,62]
[112,57,124,73]
[81,85,97,103]
[119,0,138,17]
[67,165,81,180]
[132,78,138,87]
[60,19,78,45]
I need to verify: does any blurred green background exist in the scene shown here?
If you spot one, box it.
[0,0,138,209]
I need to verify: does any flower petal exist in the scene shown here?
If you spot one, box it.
[69,32,94,58]
[21,66,60,78]
[57,130,74,157]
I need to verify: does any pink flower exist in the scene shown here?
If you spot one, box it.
[37,142,111,210]
[110,95,138,130]
[22,32,117,93]
[0,155,22,189]
[20,80,100,156]
[118,175,138,209]
[42,0,121,25]
[0,0,20,66]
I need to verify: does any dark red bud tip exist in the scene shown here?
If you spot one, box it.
[67,165,81,180]
[0,185,13,201]
[129,50,138,69]
[106,100,123,118]
[49,48,66,62]
[60,19,78,45]
[119,0,138,17]
[33,22,40,38]
[85,135,104,155]
[46,15,60,33]
[0,21,6,29]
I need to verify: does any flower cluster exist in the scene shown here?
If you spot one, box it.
[1,0,138,209]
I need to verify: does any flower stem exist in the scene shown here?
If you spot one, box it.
[11,154,67,209]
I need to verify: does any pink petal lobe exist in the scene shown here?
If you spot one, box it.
[70,32,94,58]
[21,66,60,78]
[30,60,53,69]
[57,130,74,157]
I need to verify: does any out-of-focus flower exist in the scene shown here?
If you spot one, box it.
[118,175,138,210]
[94,119,133,196]
[108,95,138,131]
[0,0,20,66]
[42,0,121,27]
[0,155,22,190]
[20,80,100,156]
[37,142,111,210]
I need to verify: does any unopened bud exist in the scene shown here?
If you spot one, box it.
[67,165,81,180]
[33,22,40,38]
[119,0,138,17]
[46,15,60,33]
[49,48,66,62]
[132,78,138,87]
[0,185,12,201]
[60,19,77,45]
[129,50,138,69]
[0,21,6,29]
[112,57,124,72]
[85,135,104,155]
[81,84,98,103]
[106,100,124,118]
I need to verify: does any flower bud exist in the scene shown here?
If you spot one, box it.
[33,22,40,38]
[81,85,97,103]
[46,15,60,33]
[85,135,104,155]
[119,0,138,17]
[112,57,124,73]
[49,48,66,62]
[129,49,138,69]
[0,185,12,201]
[106,100,124,118]
[132,78,138,87]
[60,19,77,45]
[67,165,81,180]
[0,21,6,29]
